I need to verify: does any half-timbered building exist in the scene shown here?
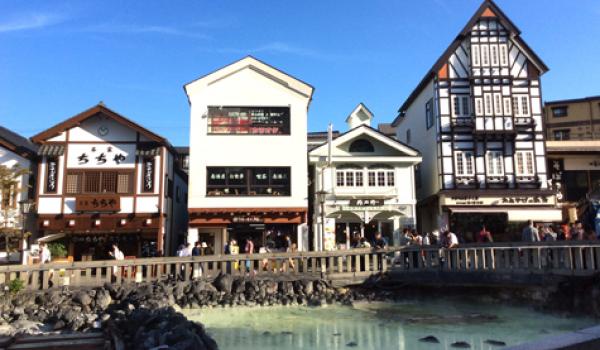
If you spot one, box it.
[392,0,561,238]
[31,104,188,260]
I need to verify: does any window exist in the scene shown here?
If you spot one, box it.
[349,139,374,152]
[486,151,504,176]
[503,98,512,116]
[368,171,376,186]
[481,45,490,66]
[484,94,493,116]
[551,106,568,118]
[512,95,530,117]
[475,98,483,116]
[553,129,571,141]
[455,151,474,176]
[207,106,290,135]
[345,172,354,186]
[67,171,133,194]
[499,44,509,66]
[377,172,386,186]
[494,94,503,116]
[515,151,535,176]
[521,96,529,115]
[426,99,434,129]
[336,172,345,187]
[355,172,364,187]
[206,167,290,196]
[491,45,499,66]
[472,45,481,67]
[415,165,422,189]
[66,174,80,194]
[452,95,471,118]
[406,129,411,144]
[387,171,395,186]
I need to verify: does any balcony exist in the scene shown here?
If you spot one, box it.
[514,117,535,128]
[485,175,508,189]
[515,175,541,189]
[451,117,474,127]
[455,176,478,189]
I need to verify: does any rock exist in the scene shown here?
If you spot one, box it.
[214,274,233,294]
[0,324,15,336]
[484,339,506,346]
[301,280,314,295]
[53,320,66,330]
[95,289,112,310]
[12,306,24,316]
[451,341,471,348]
[11,320,43,335]
[346,341,358,347]
[73,291,92,306]
[419,335,440,343]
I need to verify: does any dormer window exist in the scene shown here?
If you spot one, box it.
[349,139,374,153]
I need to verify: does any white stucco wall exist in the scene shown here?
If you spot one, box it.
[186,64,311,209]
[0,145,31,228]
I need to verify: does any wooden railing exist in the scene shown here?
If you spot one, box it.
[1,242,600,290]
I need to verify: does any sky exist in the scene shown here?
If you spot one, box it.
[1,0,599,146]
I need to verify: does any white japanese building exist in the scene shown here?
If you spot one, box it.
[185,56,314,253]
[31,104,188,260]
[391,0,561,239]
[309,104,421,250]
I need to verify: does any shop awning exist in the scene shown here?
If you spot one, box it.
[449,207,563,222]
[37,144,65,157]
[37,233,66,243]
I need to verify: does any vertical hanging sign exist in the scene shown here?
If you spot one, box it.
[46,158,58,193]
[142,158,155,192]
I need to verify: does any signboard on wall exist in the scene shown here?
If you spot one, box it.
[441,195,556,207]
[67,143,135,168]
[75,195,120,212]
[349,199,384,207]
[142,158,155,192]
[323,218,336,251]
[45,158,58,193]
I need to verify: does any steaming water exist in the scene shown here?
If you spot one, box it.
[185,298,596,350]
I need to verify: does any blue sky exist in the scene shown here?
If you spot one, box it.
[1,0,599,146]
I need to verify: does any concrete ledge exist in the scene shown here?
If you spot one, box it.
[507,325,600,350]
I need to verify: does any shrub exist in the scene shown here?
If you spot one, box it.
[48,242,67,259]
[8,279,24,294]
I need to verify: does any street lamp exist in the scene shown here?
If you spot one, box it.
[19,200,34,263]
[315,190,328,251]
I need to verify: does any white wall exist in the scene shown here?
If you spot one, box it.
[394,79,438,200]
[0,145,31,228]
[187,66,310,209]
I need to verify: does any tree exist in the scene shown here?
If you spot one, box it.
[0,164,30,257]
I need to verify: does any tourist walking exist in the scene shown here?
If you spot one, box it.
[521,220,540,242]
[191,241,201,256]
[39,243,51,264]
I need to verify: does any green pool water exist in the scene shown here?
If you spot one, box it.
[184,299,596,350]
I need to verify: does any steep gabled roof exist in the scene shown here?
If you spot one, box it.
[184,55,314,103]
[391,0,549,126]
[31,104,172,148]
[309,124,420,158]
[0,126,38,158]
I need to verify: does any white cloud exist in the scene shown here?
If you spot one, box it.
[84,23,210,39]
[0,13,63,33]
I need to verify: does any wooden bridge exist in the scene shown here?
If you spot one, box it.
[2,242,600,290]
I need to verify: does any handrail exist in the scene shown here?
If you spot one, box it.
[1,242,599,290]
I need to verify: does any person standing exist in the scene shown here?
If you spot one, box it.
[245,237,254,273]
[191,241,201,256]
[108,243,125,276]
[373,232,387,271]
[442,230,459,249]
[521,220,540,242]
[39,243,51,264]
[477,225,493,243]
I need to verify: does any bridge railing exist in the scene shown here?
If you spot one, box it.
[1,242,599,290]
[0,247,399,290]
[395,241,600,275]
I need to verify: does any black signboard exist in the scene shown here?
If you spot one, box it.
[142,158,154,192]
[46,158,58,193]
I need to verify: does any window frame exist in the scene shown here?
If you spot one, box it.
[553,129,571,141]
[551,106,568,118]
[455,151,475,176]
[65,170,134,195]
[206,167,291,196]
[515,151,536,176]
[425,99,434,130]
[486,150,504,176]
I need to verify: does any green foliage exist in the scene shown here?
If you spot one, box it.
[48,242,67,259]
[8,279,24,294]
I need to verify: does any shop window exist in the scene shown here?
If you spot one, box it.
[207,106,290,135]
[455,151,474,176]
[563,171,589,202]
[515,151,535,176]
[349,139,374,152]
[206,167,290,196]
[551,106,568,118]
[486,151,504,176]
